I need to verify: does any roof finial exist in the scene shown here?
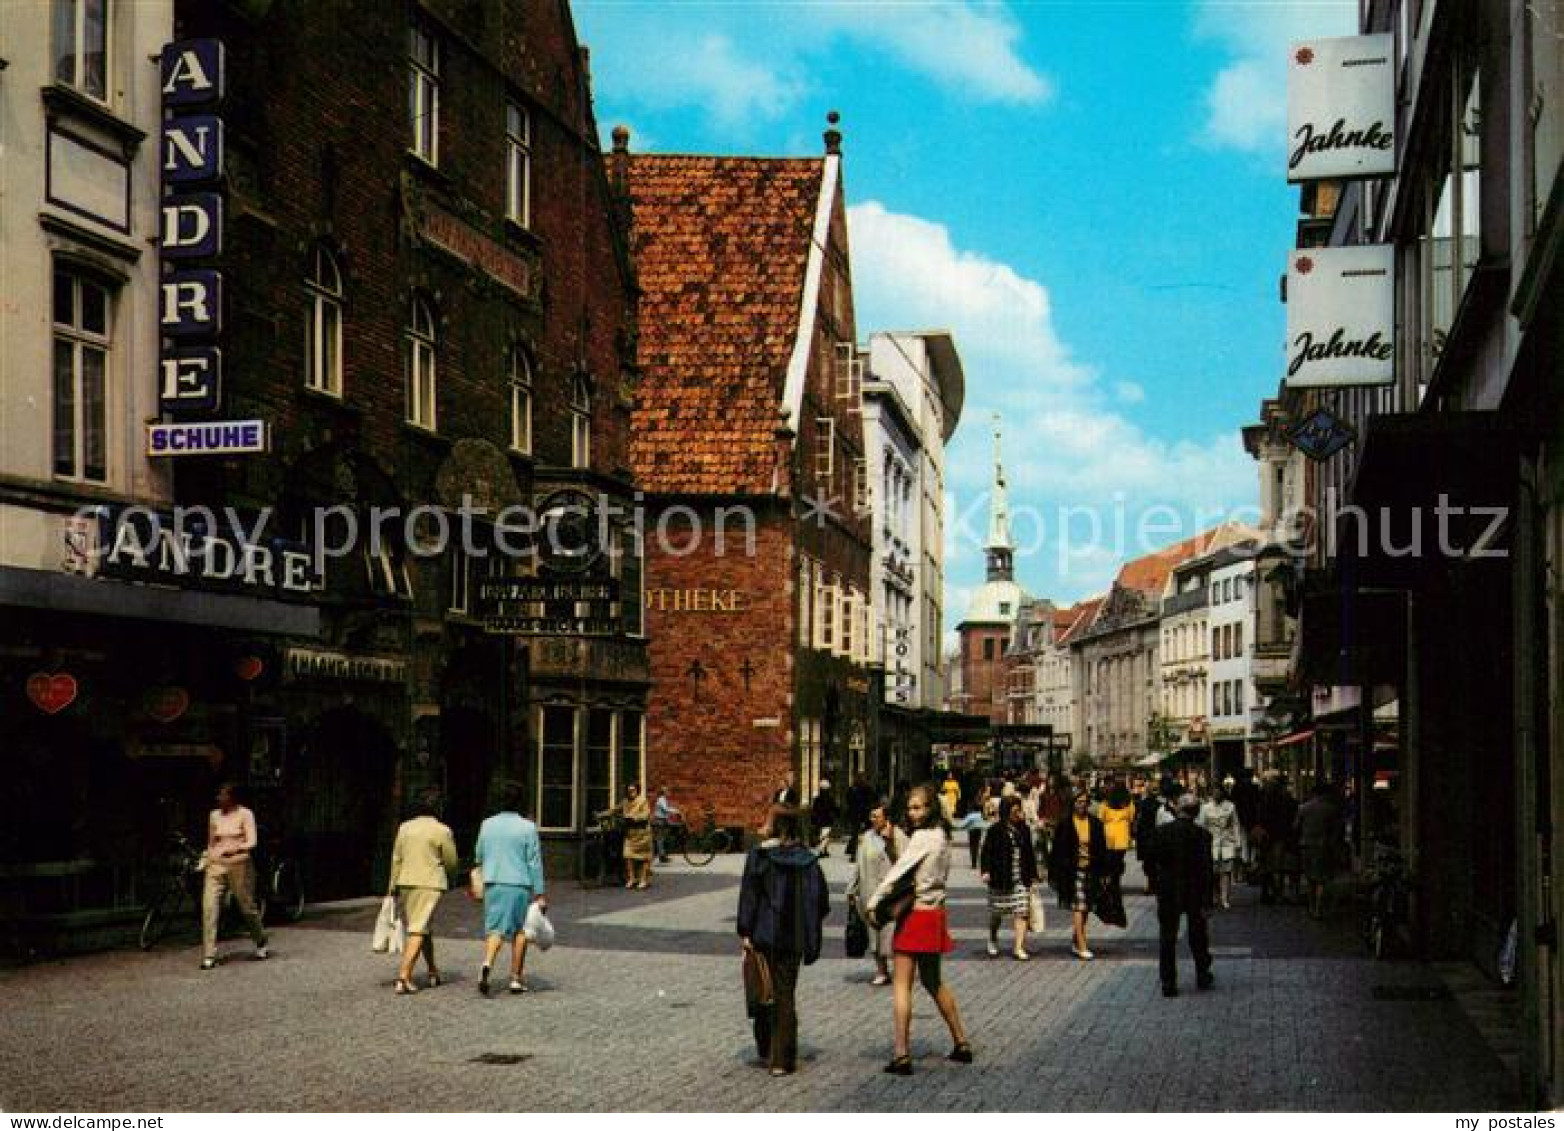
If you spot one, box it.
[611,124,630,153]
[824,110,842,155]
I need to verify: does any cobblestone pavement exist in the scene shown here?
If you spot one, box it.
[0,847,1522,1112]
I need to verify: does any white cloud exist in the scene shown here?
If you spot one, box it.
[823,3,1052,105]
[1192,1,1356,154]
[575,1,1051,136]
[849,201,1257,602]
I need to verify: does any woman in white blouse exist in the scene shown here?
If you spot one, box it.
[1199,784,1245,910]
[866,783,972,1076]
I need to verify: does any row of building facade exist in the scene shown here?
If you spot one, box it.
[0,0,967,954]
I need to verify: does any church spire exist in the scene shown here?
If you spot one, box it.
[986,414,1014,582]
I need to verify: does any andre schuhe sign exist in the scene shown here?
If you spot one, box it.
[1285,245,1395,389]
[1287,34,1395,182]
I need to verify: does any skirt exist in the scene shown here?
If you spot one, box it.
[483,883,534,940]
[398,886,442,935]
[894,907,954,955]
[988,885,1029,918]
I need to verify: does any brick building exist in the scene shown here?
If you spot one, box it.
[613,121,873,830]
[13,0,650,901]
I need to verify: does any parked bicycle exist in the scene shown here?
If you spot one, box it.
[579,809,624,888]
[140,832,305,949]
[1363,841,1411,960]
[662,806,732,866]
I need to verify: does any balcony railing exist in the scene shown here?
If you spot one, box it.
[1162,588,1209,616]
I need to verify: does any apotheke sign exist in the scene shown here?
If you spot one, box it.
[1287,34,1395,182]
[1285,245,1395,388]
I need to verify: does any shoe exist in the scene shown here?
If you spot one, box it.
[1162,984,1179,998]
[870,973,891,986]
[947,1043,974,1064]
[636,880,648,890]
[883,1055,913,1076]
[509,977,528,994]
[427,971,442,988]
[394,978,418,995]
[254,946,269,960]
[479,965,491,996]
[1197,971,1215,990]
[985,940,999,958]
[199,957,217,970]
[624,880,635,889]
[1012,948,1030,962]
[1071,947,1095,961]
[769,1067,794,1077]
[1220,899,1231,910]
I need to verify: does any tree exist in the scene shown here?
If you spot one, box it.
[1146,711,1179,755]
[1071,750,1096,776]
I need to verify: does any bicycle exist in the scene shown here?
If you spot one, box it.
[661,806,732,866]
[139,832,205,950]
[579,810,624,888]
[1362,841,1411,960]
[256,839,305,923]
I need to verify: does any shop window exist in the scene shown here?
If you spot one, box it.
[409,22,440,165]
[53,0,109,103]
[538,705,576,831]
[585,709,614,824]
[618,711,644,800]
[52,268,111,484]
[305,245,344,397]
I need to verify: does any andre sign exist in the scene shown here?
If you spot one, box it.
[155,40,241,435]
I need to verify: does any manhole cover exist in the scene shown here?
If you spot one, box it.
[471,1053,532,1065]
[1371,985,1452,1001]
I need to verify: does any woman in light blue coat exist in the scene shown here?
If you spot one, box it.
[474,780,548,995]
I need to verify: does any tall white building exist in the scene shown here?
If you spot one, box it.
[1206,548,1259,779]
[862,331,963,782]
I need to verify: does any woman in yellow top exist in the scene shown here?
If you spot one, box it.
[1046,791,1108,960]
[620,783,654,889]
[939,773,961,823]
[1099,780,1137,908]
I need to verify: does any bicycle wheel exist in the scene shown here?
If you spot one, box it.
[272,861,306,922]
[140,883,181,951]
[580,836,605,888]
[684,829,730,866]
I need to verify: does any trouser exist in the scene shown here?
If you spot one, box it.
[652,820,668,861]
[752,950,802,1071]
[967,827,983,869]
[202,859,267,958]
[1157,904,1211,989]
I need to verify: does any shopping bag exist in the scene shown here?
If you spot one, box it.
[522,901,555,950]
[844,903,870,958]
[742,948,774,1018]
[371,894,398,953]
[1093,875,1128,928]
[1027,886,1047,934]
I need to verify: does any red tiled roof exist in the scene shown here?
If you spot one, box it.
[1056,597,1104,646]
[620,154,826,495]
[1115,525,1236,594]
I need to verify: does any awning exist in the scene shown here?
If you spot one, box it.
[1272,728,1316,748]
[0,567,320,638]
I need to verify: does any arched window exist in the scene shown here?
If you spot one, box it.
[509,347,533,453]
[570,373,591,468]
[305,246,343,395]
[406,297,437,430]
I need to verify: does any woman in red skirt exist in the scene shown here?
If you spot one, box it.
[866,783,972,1076]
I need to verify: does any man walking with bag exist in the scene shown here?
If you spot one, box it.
[846,801,906,985]
[1144,793,1215,997]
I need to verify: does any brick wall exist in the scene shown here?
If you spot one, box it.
[960,624,1012,723]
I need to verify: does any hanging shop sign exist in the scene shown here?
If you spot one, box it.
[142,686,191,724]
[1284,245,1395,388]
[1287,34,1395,182]
[282,648,407,684]
[154,38,255,453]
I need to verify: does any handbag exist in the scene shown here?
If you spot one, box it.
[1027,886,1047,934]
[522,901,555,950]
[371,894,398,953]
[866,864,916,930]
[844,903,870,958]
[1093,874,1128,928]
[741,947,774,1019]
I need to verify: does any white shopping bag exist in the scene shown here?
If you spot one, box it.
[1028,886,1047,935]
[522,901,555,950]
[371,894,406,955]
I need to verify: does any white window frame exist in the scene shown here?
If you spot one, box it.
[537,704,580,833]
[510,348,533,454]
[797,555,814,647]
[363,540,413,600]
[814,417,835,481]
[834,342,863,402]
[409,23,440,165]
[839,586,854,658]
[53,0,111,104]
[852,457,870,515]
[815,568,836,651]
[571,374,592,469]
[52,269,111,485]
[406,297,437,430]
[448,544,470,614]
[506,101,532,228]
[305,246,344,396]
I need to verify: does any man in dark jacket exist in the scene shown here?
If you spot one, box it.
[810,780,838,857]
[844,772,877,860]
[737,807,830,1076]
[1144,793,1215,997]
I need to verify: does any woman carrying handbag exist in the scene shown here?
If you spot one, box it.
[1047,790,1110,960]
[865,783,972,1077]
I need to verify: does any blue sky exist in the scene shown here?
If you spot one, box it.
[573,0,1356,609]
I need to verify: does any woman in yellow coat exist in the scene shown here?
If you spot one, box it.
[620,783,654,889]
